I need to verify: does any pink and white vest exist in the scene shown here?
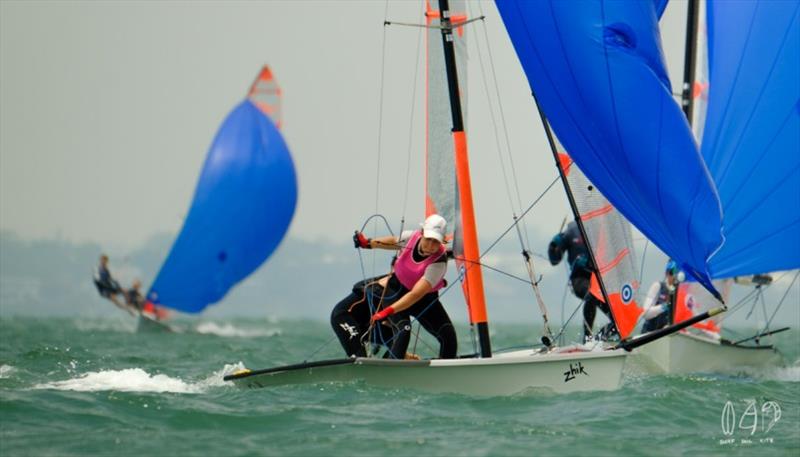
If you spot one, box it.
[393,230,446,291]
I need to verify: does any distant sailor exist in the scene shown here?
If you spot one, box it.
[93,254,134,315]
[124,279,146,311]
[330,214,457,359]
[641,260,682,333]
[548,221,615,341]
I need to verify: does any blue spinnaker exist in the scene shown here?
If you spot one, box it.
[147,100,297,313]
[702,1,800,278]
[495,0,723,291]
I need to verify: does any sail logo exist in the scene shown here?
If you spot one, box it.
[563,362,588,382]
[621,284,633,304]
[720,400,781,445]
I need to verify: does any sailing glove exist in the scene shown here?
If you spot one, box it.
[353,231,371,249]
[371,306,395,322]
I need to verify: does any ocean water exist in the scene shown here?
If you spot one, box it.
[1,317,798,456]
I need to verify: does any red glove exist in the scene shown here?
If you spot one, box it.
[353,231,371,249]
[371,306,395,322]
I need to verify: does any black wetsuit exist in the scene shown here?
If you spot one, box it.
[331,238,457,359]
[94,265,122,298]
[549,221,613,339]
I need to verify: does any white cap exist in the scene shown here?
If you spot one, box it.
[421,214,447,243]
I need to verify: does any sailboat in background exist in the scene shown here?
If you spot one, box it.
[141,65,297,332]
[635,0,798,374]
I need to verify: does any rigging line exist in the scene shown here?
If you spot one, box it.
[467,1,515,215]
[716,284,764,324]
[400,9,425,219]
[551,300,584,345]
[475,0,533,250]
[373,0,391,215]
[302,334,341,364]
[761,270,800,336]
[478,174,561,260]
[455,256,534,285]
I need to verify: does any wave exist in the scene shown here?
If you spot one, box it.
[72,319,135,333]
[194,322,281,338]
[0,364,16,379]
[33,362,246,393]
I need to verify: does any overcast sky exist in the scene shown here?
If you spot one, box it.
[1,0,696,250]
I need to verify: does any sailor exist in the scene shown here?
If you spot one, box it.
[93,254,121,296]
[548,220,614,341]
[93,254,134,315]
[641,260,682,333]
[330,214,457,359]
[124,279,146,311]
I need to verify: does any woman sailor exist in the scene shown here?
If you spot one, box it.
[641,260,684,333]
[330,214,457,359]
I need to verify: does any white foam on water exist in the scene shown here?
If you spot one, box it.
[0,364,16,379]
[194,321,281,338]
[33,362,248,393]
[738,360,800,383]
[765,364,800,383]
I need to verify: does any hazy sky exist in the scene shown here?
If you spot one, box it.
[1,0,695,250]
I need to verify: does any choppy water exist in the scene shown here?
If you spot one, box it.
[1,317,798,456]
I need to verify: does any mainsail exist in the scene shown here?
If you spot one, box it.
[495,0,724,293]
[700,1,800,278]
[147,68,297,313]
[425,0,490,353]
[558,151,641,340]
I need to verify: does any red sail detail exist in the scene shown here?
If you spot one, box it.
[674,283,721,333]
[557,152,573,176]
[247,65,282,128]
[453,131,488,324]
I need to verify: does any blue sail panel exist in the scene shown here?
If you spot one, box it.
[147,100,297,313]
[702,1,800,278]
[495,0,723,289]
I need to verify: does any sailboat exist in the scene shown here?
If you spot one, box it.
[226,0,730,395]
[633,0,798,374]
[141,65,297,332]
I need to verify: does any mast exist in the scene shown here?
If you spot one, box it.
[532,95,617,334]
[680,0,700,121]
[437,0,491,357]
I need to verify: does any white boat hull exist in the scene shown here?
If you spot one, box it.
[631,331,783,375]
[225,347,627,395]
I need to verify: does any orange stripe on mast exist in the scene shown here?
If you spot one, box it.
[453,131,488,324]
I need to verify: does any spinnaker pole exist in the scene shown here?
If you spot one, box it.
[437,0,491,357]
